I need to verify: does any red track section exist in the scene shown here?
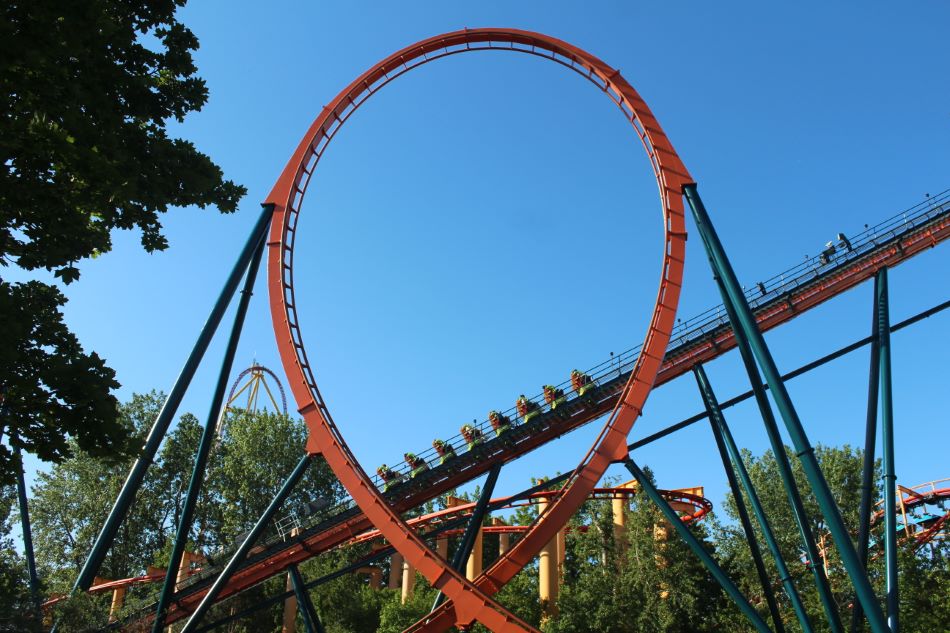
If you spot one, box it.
[341,486,712,549]
[263,28,690,632]
[55,486,710,614]
[153,200,949,627]
[873,480,950,549]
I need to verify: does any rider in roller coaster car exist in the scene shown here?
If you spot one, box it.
[432,439,457,464]
[377,464,404,492]
[488,410,513,437]
[570,369,595,397]
[460,423,483,451]
[516,394,540,424]
[404,452,429,478]
[543,384,566,410]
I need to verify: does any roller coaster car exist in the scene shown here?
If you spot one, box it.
[543,385,567,410]
[516,395,541,424]
[460,424,484,451]
[432,439,457,464]
[570,369,596,397]
[376,464,404,492]
[404,452,429,478]
[488,410,513,436]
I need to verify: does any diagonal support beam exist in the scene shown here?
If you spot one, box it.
[685,183,888,633]
[289,564,326,633]
[694,365,800,633]
[694,365,813,633]
[73,204,275,593]
[431,462,502,612]
[691,206,841,632]
[152,230,267,631]
[629,296,950,453]
[180,453,313,633]
[622,458,772,633]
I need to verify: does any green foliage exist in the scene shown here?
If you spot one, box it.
[377,576,439,633]
[25,394,342,628]
[0,0,246,485]
[30,392,169,592]
[212,409,343,545]
[714,444,950,633]
[0,279,122,485]
[44,592,112,633]
[545,469,731,633]
[712,444,871,628]
[300,548,387,633]
[19,418,950,632]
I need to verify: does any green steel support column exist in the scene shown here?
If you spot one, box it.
[180,453,313,633]
[851,270,882,633]
[623,458,772,633]
[289,564,326,633]
[877,268,899,633]
[431,462,502,611]
[690,219,841,632]
[13,440,41,614]
[74,204,275,593]
[694,365,810,633]
[684,184,888,633]
[151,236,267,632]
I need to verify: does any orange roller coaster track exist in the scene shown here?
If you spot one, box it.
[95,26,950,631]
[147,189,950,629]
[66,484,712,612]
[262,28,690,633]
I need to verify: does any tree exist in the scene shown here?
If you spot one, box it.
[548,471,731,633]
[0,0,246,484]
[29,396,345,629]
[715,444,950,633]
[0,280,123,483]
[30,393,172,592]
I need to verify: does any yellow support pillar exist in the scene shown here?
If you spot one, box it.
[494,517,510,556]
[466,526,483,580]
[175,551,201,590]
[388,551,403,589]
[108,585,125,622]
[281,571,297,633]
[612,495,627,555]
[356,565,382,589]
[401,559,415,603]
[538,496,559,621]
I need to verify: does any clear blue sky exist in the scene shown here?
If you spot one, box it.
[17,2,950,531]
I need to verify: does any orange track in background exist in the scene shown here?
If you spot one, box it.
[264,28,690,632]
[52,485,711,611]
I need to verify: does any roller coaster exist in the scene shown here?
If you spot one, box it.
[59,481,713,625]
[147,179,948,631]
[23,27,950,633]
